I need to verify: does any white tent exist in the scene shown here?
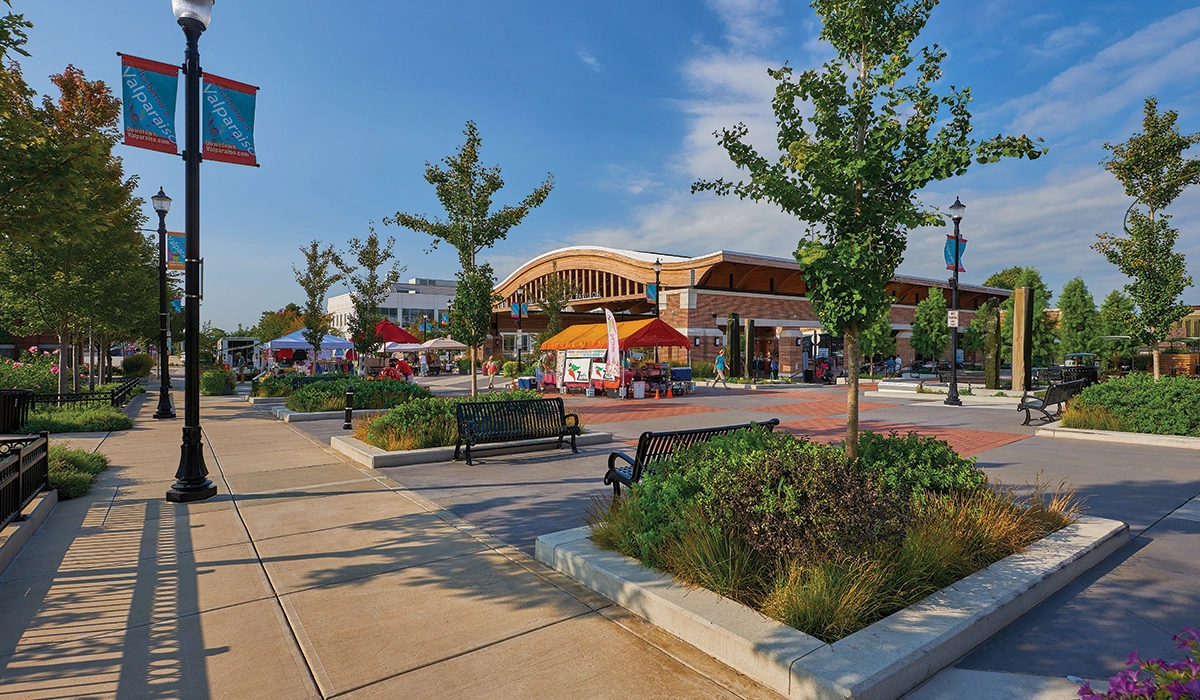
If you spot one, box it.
[264,330,354,351]
[382,342,425,353]
[422,337,467,351]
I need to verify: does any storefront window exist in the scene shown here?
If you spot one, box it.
[401,308,436,326]
[502,333,534,354]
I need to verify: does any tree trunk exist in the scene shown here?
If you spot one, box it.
[470,347,478,397]
[844,323,861,461]
[73,334,82,393]
[1152,346,1161,380]
[57,330,69,396]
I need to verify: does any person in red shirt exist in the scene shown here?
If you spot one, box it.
[396,358,413,381]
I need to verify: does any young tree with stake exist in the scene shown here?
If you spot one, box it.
[293,241,344,371]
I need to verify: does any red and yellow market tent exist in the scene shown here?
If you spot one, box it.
[538,318,689,351]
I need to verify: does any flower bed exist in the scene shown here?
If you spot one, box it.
[0,347,60,393]
[586,428,1079,643]
[1081,629,1200,699]
[1062,374,1200,437]
[285,378,431,413]
[354,388,546,451]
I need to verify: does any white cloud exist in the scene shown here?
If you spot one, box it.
[1028,21,1103,60]
[999,7,1200,137]
[705,0,783,50]
[576,49,603,72]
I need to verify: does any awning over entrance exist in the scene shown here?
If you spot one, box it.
[539,318,690,351]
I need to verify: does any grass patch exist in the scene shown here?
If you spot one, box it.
[23,407,132,433]
[354,389,552,451]
[48,445,110,499]
[585,429,1081,643]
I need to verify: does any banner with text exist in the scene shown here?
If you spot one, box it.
[167,233,186,270]
[943,235,967,273]
[202,73,258,166]
[120,55,179,154]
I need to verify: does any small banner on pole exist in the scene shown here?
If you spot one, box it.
[509,303,527,319]
[167,233,186,270]
[604,308,620,381]
[645,283,657,304]
[120,54,180,154]
[202,73,258,166]
[943,235,967,273]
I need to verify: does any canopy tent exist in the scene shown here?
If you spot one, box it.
[382,342,425,353]
[264,330,354,351]
[422,337,467,351]
[539,318,689,351]
[375,319,421,344]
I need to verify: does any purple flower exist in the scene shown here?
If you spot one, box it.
[1165,678,1200,700]
[1128,650,1142,667]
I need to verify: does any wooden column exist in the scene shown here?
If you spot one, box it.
[1012,287,1033,392]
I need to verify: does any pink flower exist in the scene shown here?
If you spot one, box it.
[42,351,50,356]
[12,362,21,368]
[50,366,58,375]
[52,349,59,355]
[27,346,36,353]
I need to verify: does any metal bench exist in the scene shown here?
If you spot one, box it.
[936,369,987,387]
[1017,379,1085,425]
[603,418,781,496]
[454,398,581,465]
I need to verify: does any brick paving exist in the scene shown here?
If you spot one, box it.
[778,417,1030,456]
[744,398,898,417]
[571,402,729,424]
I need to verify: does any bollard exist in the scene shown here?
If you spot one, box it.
[342,385,354,430]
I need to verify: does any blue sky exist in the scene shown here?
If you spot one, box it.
[20,0,1200,330]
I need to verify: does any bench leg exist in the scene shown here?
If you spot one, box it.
[612,480,621,498]
[465,442,473,466]
[570,432,577,454]
[454,440,462,461]
[1022,409,1032,426]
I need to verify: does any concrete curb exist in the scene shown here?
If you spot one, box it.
[536,516,1128,700]
[1036,425,1200,451]
[331,431,615,468]
[243,396,287,405]
[271,407,389,423]
[0,490,57,577]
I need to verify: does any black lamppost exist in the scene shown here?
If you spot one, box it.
[151,187,176,420]
[515,287,524,375]
[653,259,662,363]
[168,0,216,503]
[945,197,966,407]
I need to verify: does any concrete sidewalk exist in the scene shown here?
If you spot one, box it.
[0,393,777,699]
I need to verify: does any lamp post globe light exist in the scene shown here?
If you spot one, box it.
[515,287,524,375]
[168,0,217,503]
[945,197,966,407]
[151,188,176,420]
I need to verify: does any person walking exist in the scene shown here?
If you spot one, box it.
[485,357,497,390]
[713,348,729,389]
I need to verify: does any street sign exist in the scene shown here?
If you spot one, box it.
[947,310,961,328]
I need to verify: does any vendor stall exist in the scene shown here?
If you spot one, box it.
[263,331,355,374]
[539,318,692,398]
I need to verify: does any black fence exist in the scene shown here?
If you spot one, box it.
[0,390,33,434]
[0,432,49,531]
[30,376,142,411]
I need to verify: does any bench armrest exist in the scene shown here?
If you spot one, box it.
[607,451,636,470]
[564,412,581,430]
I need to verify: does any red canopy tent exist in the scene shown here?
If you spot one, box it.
[374,319,421,344]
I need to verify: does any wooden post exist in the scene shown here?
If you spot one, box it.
[1012,287,1034,392]
[984,303,1001,390]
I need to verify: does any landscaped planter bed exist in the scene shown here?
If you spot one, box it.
[331,431,613,468]
[1036,425,1200,451]
[537,517,1128,700]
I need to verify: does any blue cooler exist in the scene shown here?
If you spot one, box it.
[670,367,692,381]
[517,377,536,390]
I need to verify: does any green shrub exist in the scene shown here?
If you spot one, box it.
[1067,374,1200,436]
[501,360,536,378]
[48,445,110,499]
[120,354,153,377]
[857,431,985,501]
[285,378,431,413]
[691,361,715,379]
[23,407,133,433]
[456,359,472,375]
[200,369,235,396]
[355,388,545,450]
[251,375,296,397]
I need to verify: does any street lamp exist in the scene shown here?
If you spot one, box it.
[945,197,966,407]
[168,0,216,503]
[653,259,662,362]
[515,287,524,375]
[151,187,176,420]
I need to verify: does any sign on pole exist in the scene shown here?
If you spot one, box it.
[943,235,967,272]
[120,54,180,154]
[202,73,259,166]
[947,310,961,328]
[167,233,186,270]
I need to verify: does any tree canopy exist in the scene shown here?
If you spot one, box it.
[1057,277,1101,357]
[293,241,344,365]
[911,291,949,361]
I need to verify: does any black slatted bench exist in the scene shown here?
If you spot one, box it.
[603,418,781,496]
[454,398,581,465]
[1017,379,1085,425]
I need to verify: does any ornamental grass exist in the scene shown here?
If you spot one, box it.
[585,429,1082,643]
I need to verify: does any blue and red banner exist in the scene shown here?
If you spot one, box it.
[944,235,967,273]
[120,55,179,154]
[167,233,186,271]
[645,283,658,304]
[203,73,258,166]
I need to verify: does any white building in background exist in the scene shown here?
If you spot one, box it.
[326,278,456,337]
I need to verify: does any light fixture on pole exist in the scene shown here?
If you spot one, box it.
[168,0,216,503]
[515,287,524,375]
[151,187,176,420]
[653,259,662,362]
[945,197,966,407]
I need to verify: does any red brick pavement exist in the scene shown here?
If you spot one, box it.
[777,417,1029,456]
[573,402,730,424]
[746,398,898,417]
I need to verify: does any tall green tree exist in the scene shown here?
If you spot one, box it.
[1098,290,1139,372]
[983,267,1024,291]
[999,267,1057,365]
[858,306,896,369]
[386,121,554,395]
[692,0,1044,458]
[249,304,304,343]
[1094,97,1197,379]
[910,292,949,362]
[293,241,344,370]
[1057,277,1101,357]
[338,224,404,374]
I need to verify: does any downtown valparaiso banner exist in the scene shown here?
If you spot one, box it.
[120,54,179,154]
[202,73,258,166]
[943,235,967,273]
